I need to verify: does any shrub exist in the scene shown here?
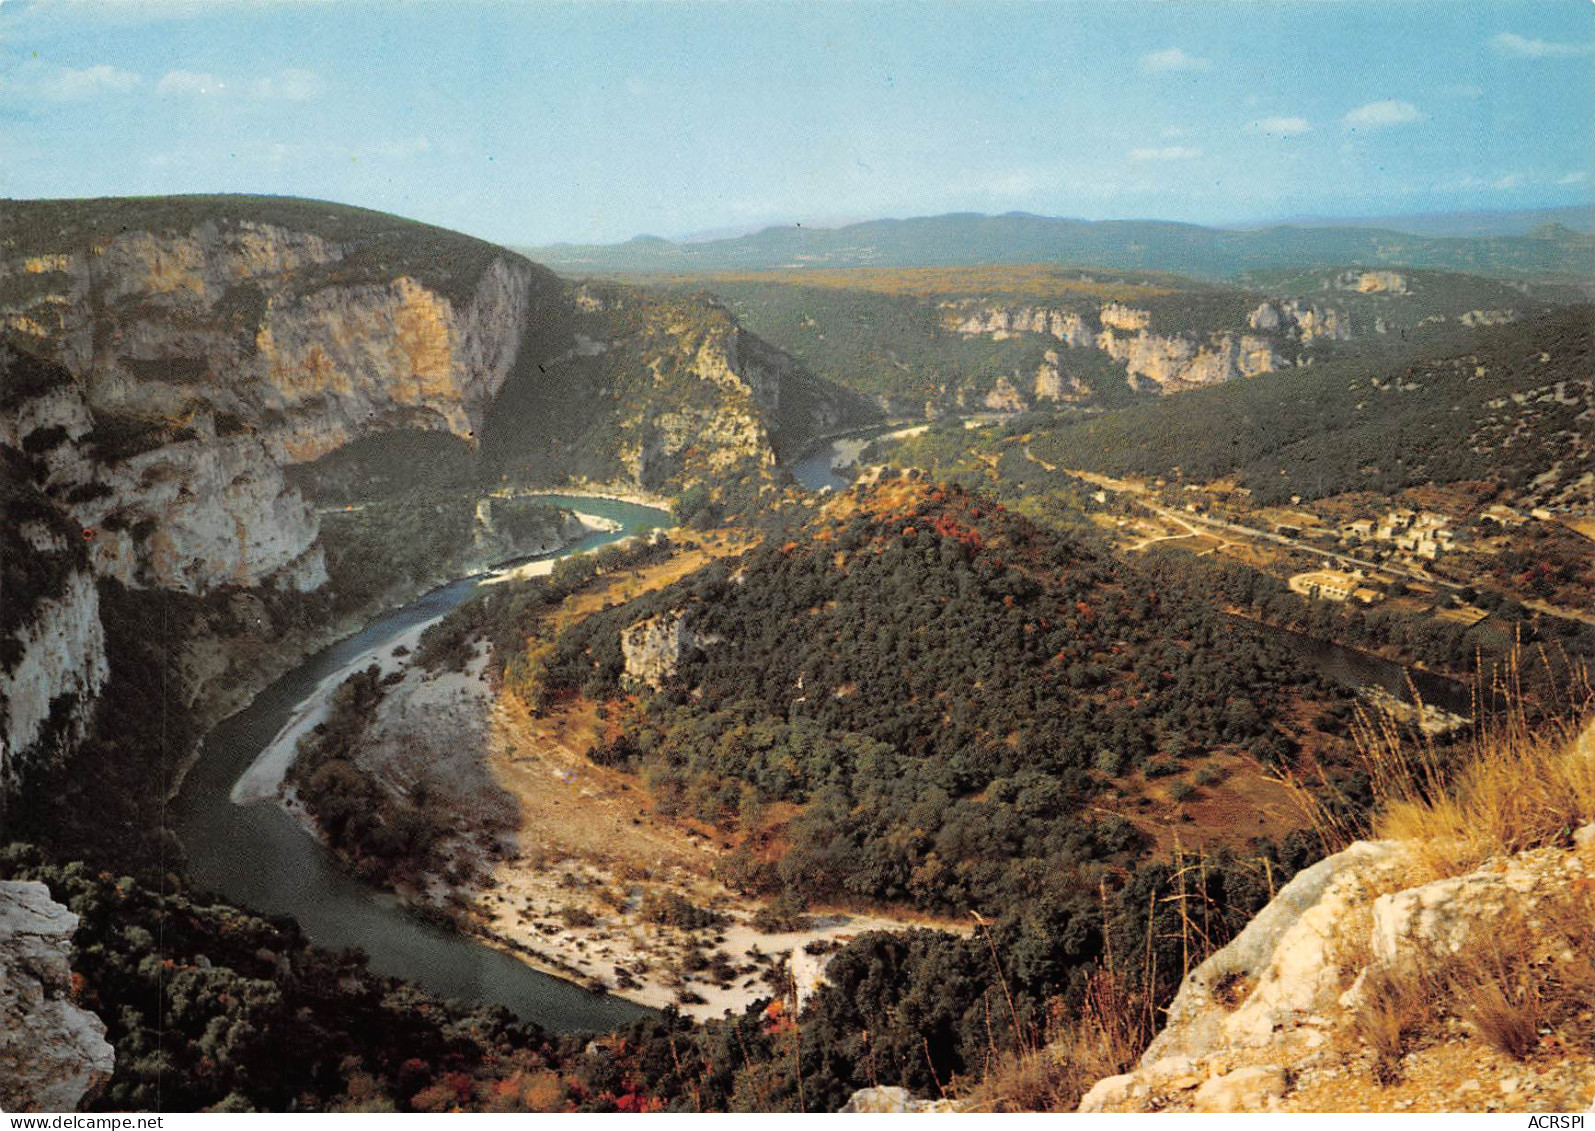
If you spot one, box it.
[558,904,597,928]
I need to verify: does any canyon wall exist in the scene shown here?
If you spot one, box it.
[0,198,865,813]
[943,298,1332,400]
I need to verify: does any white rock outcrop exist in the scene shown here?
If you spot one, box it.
[839,1086,961,1113]
[1034,349,1089,403]
[946,299,1302,397]
[1078,788,1595,1112]
[620,610,717,690]
[0,880,114,1112]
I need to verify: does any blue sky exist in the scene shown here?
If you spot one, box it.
[1,0,1591,244]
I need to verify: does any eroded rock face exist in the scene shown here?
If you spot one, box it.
[0,202,863,817]
[1033,349,1089,403]
[0,569,108,800]
[945,298,1305,400]
[1349,270,1409,295]
[0,880,114,1112]
[1100,328,1284,394]
[1,344,324,595]
[0,402,111,810]
[983,375,1027,413]
[1247,300,1351,343]
[2,221,539,466]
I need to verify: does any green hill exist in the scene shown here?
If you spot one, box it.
[1026,304,1594,506]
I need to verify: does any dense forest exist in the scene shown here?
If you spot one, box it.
[860,424,1595,684]
[0,830,1315,1112]
[536,480,1355,916]
[1023,306,1591,505]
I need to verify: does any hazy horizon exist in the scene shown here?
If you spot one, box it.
[2,0,1592,247]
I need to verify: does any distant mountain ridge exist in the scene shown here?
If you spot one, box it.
[525,210,1595,282]
[1254,203,1595,239]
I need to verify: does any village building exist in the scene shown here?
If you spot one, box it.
[1288,568,1383,604]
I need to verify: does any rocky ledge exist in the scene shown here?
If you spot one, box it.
[1079,813,1595,1112]
[0,880,114,1112]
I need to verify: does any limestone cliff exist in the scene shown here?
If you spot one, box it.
[945,297,1300,401]
[1098,325,1284,394]
[1034,349,1090,403]
[0,435,108,809]
[0,880,115,1112]
[485,283,869,495]
[1,205,545,467]
[0,568,107,804]
[1247,299,1352,343]
[1,342,324,594]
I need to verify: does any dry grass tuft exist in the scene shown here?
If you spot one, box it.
[972,969,1154,1112]
[1352,964,1432,1085]
[1443,886,1595,1062]
[1352,884,1595,1083]
[1288,647,1593,882]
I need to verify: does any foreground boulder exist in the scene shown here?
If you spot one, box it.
[839,1086,962,1113]
[0,880,114,1112]
[1079,817,1595,1113]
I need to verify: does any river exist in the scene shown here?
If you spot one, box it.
[1250,619,1474,717]
[172,484,1471,1034]
[791,423,915,491]
[172,495,669,1033]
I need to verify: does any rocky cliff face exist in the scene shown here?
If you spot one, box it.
[0,880,115,1112]
[500,284,868,495]
[1,343,325,595]
[1098,325,1285,394]
[1,215,541,466]
[945,298,1305,401]
[1247,299,1352,343]
[0,568,108,803]
[1033,349,1090,403]
[0,423,109,808]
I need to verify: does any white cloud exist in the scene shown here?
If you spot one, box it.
[252,69,322,101]
[1444,172,1534,192]
[1491,32,1595,59]
[158,67,320,100]
[1129,145,1202,162]
[1342,100,1422,129]
[1140,47,1211,73]
[157,70,225,96]
[1556,171,1589,186]
[1246,116,1312,137]
[34,64,141,100]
